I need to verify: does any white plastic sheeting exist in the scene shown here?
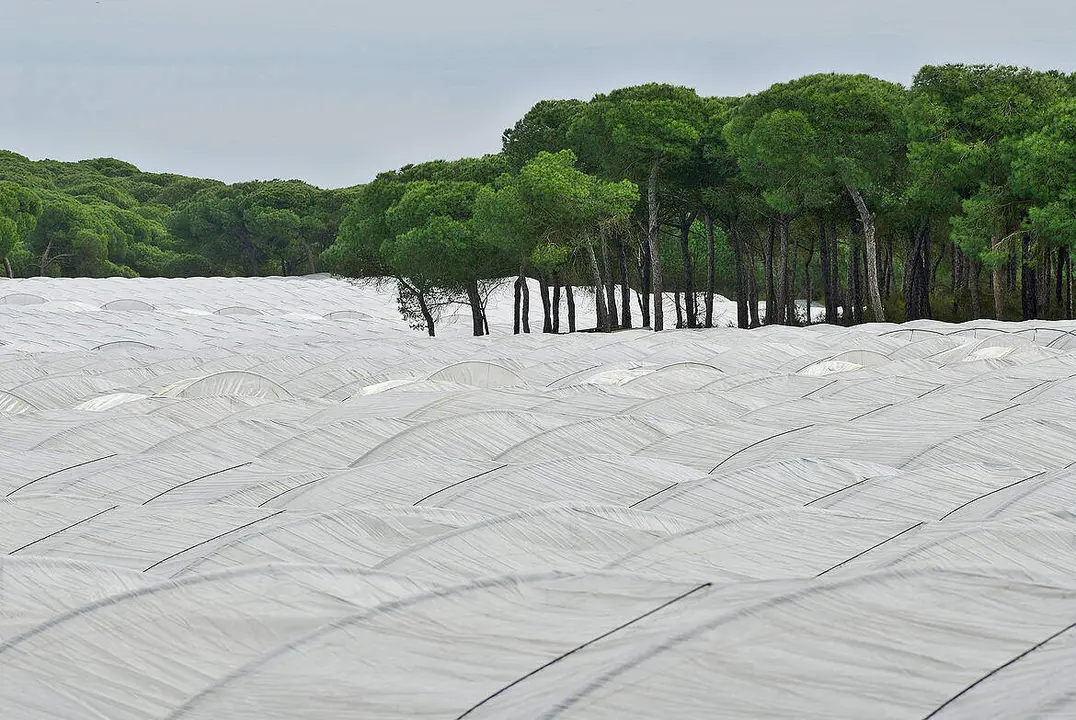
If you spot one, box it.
[2,276,1076,719]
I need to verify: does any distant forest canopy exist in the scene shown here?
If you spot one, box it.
[4,63,1076,335]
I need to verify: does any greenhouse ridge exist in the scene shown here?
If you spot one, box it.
[3,275,1076,718]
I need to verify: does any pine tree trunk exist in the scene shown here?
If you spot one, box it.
[618,239,632,329]
[747,245,760,328]
[4,256,12,279]
[647,157,664,331]
[764,218,777,324]
[992,261,1004,320]
[521,271,531,333]
[850,244,862,325]
[1057,247,1067,312]
[1021,234,1038,320]
[566,283,577,333]
[776,215,791,325]
[551,280,561,333]
[819,218,833,323]
[466,279,485,336]
[586,242,610,331]
[848,187,886,322]
[539,276,553,333]
[602,234,618,329]
[513,277,522,335]
[731,222,749,329]
[1068,254,1073,320]
[679,212,698,328]
[803,240,814,325]
[415,289,436,337]
[640,239,651,328]
[830,220,841,322]
[704,210,716,328]
[969,258,982,319]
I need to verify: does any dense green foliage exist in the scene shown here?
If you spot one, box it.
[6,63,1076,335]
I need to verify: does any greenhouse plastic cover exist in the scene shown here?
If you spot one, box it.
[1,276,1076,718]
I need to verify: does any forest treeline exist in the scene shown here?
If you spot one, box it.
[3,63,1076,334]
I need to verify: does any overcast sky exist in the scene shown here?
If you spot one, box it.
[1,0,1073,188]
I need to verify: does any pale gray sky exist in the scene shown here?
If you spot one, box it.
[1,0,1073,188]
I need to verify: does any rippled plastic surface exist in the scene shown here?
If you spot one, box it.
[2,276,1076,719]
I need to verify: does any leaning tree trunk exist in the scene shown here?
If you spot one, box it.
[465,279,485,336]
[4,257,12,279]
[415,289,436,337]
[647,157,664,331]
[847,187,886,322]
[703,210,716,328]
[618,239,632,329]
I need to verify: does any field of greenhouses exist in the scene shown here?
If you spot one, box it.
[2,275,1076,719]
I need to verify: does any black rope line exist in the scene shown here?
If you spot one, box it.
[8,505,119,555]
[5,453,118,497]
[938,471,1046,521]
[922,619,1076,719]
[142,509,286,573]
[412,465,507,506]
[815,522,925,577]
[455,582,712,719]
[710,425,813,473]
[141,462,253,506]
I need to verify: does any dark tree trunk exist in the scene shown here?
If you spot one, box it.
[602,236,619,329]
[819,218,833,323]
[747,244,761,328]
[764,218,777,324]
[803,239,814,325]
[465,279,485,336]
[551,280,561,333]
[521,273,531,333]
[1068,253,1073,320]
[4,257,12,279]
[704,211,717,328]
[618,239,632,329]
[513,276,522,334]
[566,283,577,333]
[674,291,684,328]
[415,288,436,337]
[969,257,982,319]
[904,221,932,321]
[830,220,841,323]
[639,239,652,328]
[731,221,749,329]
[678,212,698,328]
[1057,247,1067,309]
[850,244,863,325]
[586,242,611,331]
[647,158,664,331]
[538,277,555,333]
[1021,234,1038,320]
